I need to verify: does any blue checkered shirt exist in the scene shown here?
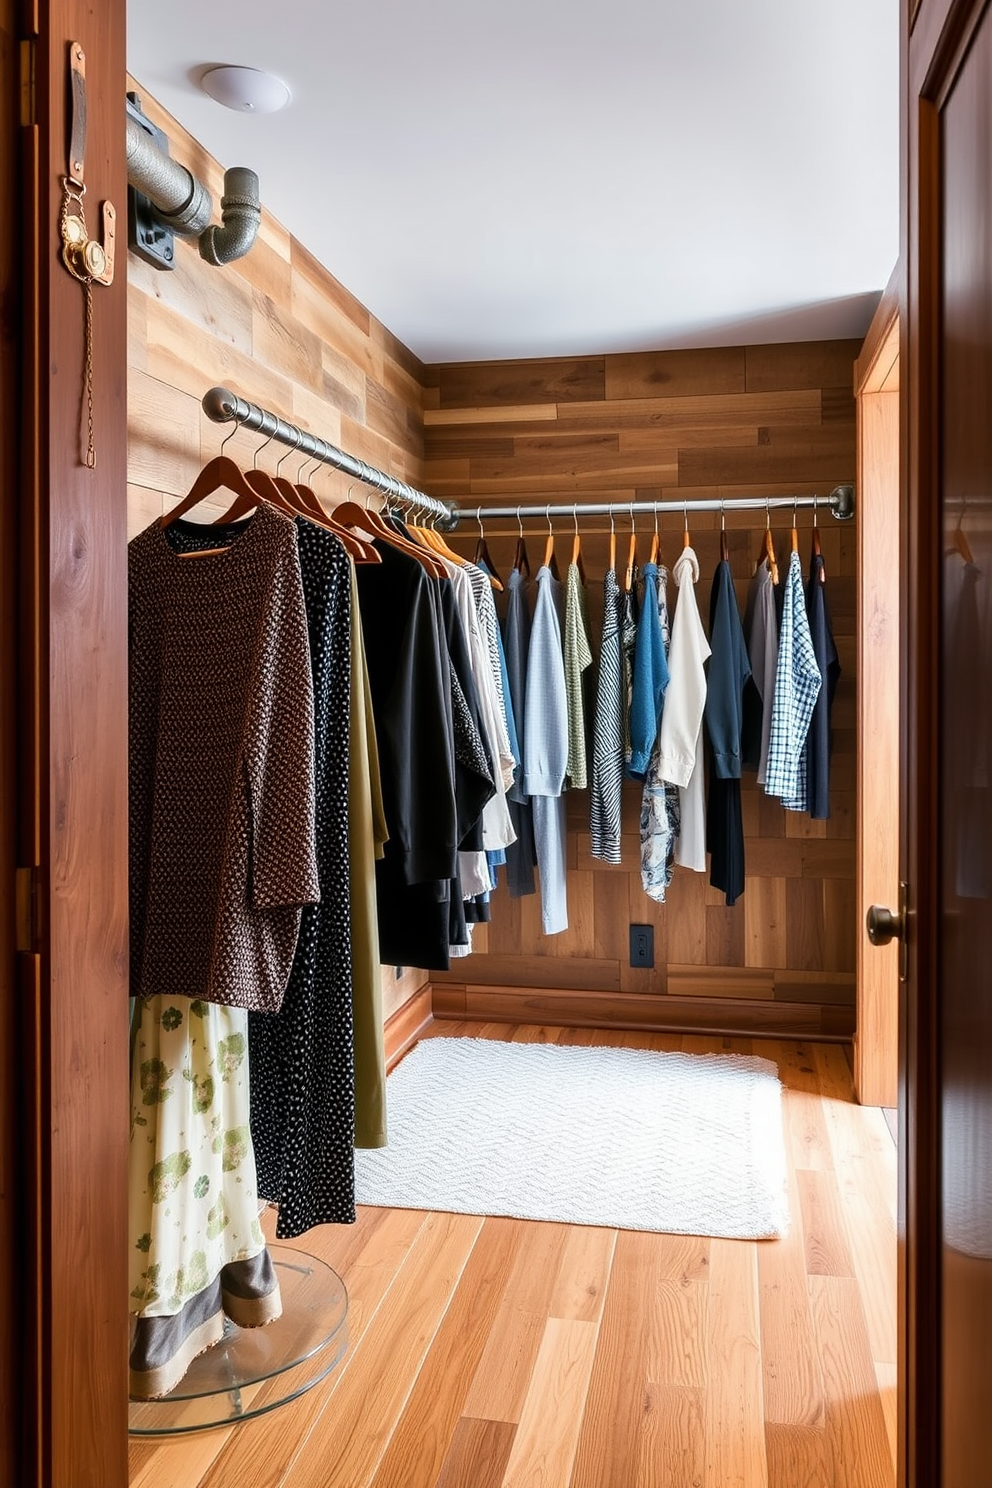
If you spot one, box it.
[765,549,821,809]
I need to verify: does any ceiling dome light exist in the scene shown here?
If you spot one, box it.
[200,66,291,114]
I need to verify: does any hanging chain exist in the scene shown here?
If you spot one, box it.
[83,279,95,468]
[58,43,116,469]
[60,176,97,466]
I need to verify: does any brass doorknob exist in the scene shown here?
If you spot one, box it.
[867,904,904,947]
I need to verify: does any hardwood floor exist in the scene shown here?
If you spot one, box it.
[128,1023,897,1488]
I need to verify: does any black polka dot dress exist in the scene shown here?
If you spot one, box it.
[249,520,356,1237]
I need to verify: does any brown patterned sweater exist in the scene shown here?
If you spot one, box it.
[128,503,320,1013]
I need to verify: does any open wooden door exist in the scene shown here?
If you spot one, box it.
[5,1,130,1483]
[856,273,901,1110]
[902,0,992,1482]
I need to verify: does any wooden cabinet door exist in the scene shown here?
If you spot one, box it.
[903,1,992,1483]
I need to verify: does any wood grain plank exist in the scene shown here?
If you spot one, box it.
[605,347,746,400]
[553,389,820,432]
[786,878,825,972]
[744,878,788,969]
[126,368,206,497]
[463,1222,571,1424]
[796,1168,855,1277]
[284,1213,485,1488]
[639,1385,706,1488]
[744,340,862,393]
[425,403,559,426]
[435,1418,517,1488]
[252,286,325,392]
[499,1317,600,1487]
[569,1229,659,1488]
[439,359,606,409]
[648,1279,708,1389]
[874,1362,898,1480]
[809,1275,894,1488]
[548,1226,617,1324]
[703,1240,767,1488]
[756,1150,824,1427]
[369,1217,520,1488]
[764,1424,832,1488]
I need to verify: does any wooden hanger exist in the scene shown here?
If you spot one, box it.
[293,462,380,563]
[648,507,660,566]
[333,487,446,577]
[624,505,637,593]
[762,500,779,585]
[543,508,559,579]
[473,508,504,591]
[162,419,268,557]
[412,519,467,573]
[811,495,825,584]
[210,427,298,525]
[413,512,478,572]
[570,505,585,583]
[954,524,976,565]
[949,494,975,565]
[513,508,531,578]
[682,503,691,550]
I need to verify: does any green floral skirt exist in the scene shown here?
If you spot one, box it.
[129,995,267,1319]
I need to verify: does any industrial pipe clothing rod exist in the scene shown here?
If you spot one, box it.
[471,485,856,523]
[202,386,459,526]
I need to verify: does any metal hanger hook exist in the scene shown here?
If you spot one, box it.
[813,492,819,527]
[220,409,243,456]
[275,427,303,476]
[720,497,726,531]
[251,422,278,470]
[684,498,689,533]
[765,497,771,532]
[476,505,484,538]
[516,505,524,539]
[793,494,799,527]
[573,503,580,538]
[546,503,553,536]
[629,501,636,534]
[609,508,616,537]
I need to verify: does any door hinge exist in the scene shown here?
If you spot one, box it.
[15,865,42,953]
[19,37,36,127]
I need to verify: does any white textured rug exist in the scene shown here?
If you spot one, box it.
[354,1037,789,1240]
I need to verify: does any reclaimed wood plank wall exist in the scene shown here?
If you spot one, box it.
[124,79,429,1022]
[423,342,859,1039]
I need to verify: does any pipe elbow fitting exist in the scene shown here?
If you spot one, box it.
[198,168,261,267]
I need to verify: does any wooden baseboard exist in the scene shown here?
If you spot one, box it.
[430,981,854,1043]
[384,983,434,1070]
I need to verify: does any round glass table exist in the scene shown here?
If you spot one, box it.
[128,1246,348,1436]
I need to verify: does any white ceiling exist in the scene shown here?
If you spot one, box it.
[127,0,899,364]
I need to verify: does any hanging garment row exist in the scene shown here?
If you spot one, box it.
[465,498,841,931]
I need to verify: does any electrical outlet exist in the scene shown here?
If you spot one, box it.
[629,923,654,969]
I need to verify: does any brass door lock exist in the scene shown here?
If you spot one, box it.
[60,177,116,286]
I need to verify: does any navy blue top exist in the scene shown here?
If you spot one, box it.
[704,559,751,778]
